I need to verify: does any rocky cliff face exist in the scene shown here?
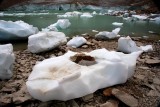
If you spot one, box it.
[0,0,159,12]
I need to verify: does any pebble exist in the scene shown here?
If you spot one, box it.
[100,100,119,107]
[82,94,94,102]
[153,77,160,85]
[112,88,138,107]
[103,88,112,96]
[147,90,160,97]
[145,59,160,65]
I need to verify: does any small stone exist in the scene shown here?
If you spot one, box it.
[103,88,112,96]
[156,86,160,92]
[82,45,88,48]
[153,77,160,85]
[147,90,160,97]
[82,94,94,102]
[100,100,119,107]
[58,52,63,56]
[13,95,31,104]
[112,88,138,107]
[145,59,160,65]
[134,74,145,80]
[139,66,149,70]
[69,100,79,107]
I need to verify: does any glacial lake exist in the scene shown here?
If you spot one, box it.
[0,10,160,50]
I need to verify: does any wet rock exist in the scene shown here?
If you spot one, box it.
[82,94,94,102]
[112,88,138,107]
[145,59,160,65]
[103,88,112,96]
[100,100,119,107]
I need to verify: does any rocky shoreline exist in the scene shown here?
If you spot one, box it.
[0,36,160,107]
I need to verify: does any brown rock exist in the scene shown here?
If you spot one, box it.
[103,88,112,96]
[134,74,145,80]
[13,95,31,104]
[145,59,160,65]
[112,88,138,107]
[147,90,160,97]
[82,45,88,48]
[100,100,119,107]
[153,77,160,85]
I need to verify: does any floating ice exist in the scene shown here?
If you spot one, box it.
[95,28,121,39]
[92,30,99,33]
[57,11,82,18]
[112,22,123,26]
[80,13,93,18]
[92,11,97,15]
[67,37,87,48]
[118,36,153,53]
[132,15,148,20]
[0,20,38,41]
[0,44,15,80]
[26,48,142,101]
[28,31,67,53]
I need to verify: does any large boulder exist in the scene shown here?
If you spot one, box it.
[26,48,142,101]
[0,20,38,41]
[28,31,67,53]
[0,44,15,80]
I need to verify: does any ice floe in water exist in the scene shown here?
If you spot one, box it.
[95,28,121,40]
[26,48,142,101]
[80,13,93,18]
[112,22,123,26]
[0,20,38,41]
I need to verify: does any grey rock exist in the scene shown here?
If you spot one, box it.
[82,94,94,102]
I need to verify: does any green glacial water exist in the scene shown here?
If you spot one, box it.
[0,10,160,50]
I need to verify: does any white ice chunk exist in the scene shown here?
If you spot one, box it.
[57,11,82,18]
[0,44,15,80]
[92,11,97,15]
[112,22,123,26]
[80,13,93,18]
[67,37,87,48]
[95,28,121,39]
[28,31,67,53]
[92,30,99,33]
[0,20,38,40]
[139,45,153,52]
[118,36,153,53]
[26,48,142,101]
[118,36,140,53]
[132,15,148,20]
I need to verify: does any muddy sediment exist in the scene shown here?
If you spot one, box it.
[0,36,160,107]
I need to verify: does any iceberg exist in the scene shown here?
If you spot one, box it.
[95,28,121,40]
[26,48,142,101]
[42,19,71,31]
[0,44,15,80]
[28,31,67,53]
[80,13,93,18]
[132,15,148,20]
[0,20,38,41]
[67,37,87,48]
[57,11,82,18]
[112,22,123,26]
[118,36,153,53]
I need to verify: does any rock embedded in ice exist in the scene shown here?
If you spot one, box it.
[118,36,153,53]
[67,37,87,48]
[0,20,38,41]
[0,44,15,80]
[95,28,121,40]
[26,48,142,101]
[28,31,67,53]
[112,22,123,26]
[80,13,93,18]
